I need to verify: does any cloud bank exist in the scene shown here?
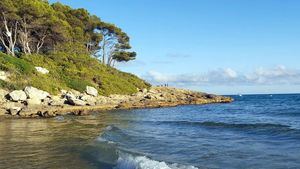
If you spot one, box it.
[144,66,300,86]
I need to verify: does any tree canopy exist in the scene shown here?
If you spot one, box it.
[0,0,136,66]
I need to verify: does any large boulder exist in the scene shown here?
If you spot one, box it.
[86,86,98,97]
[49,96,66,106]
[66,94,86,106]
[24,86,50,100]
[2,102,24,116]
[80,94,96,106]
[8,90,27,101]
[67,98,86,106]
[26,98,42,106]
[8,107,22,116]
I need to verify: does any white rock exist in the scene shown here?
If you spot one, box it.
[67,97,86,106]
[9,107,22,116]
[9,90,27,101]
[50,96,66,106]
[0,71,9,81]
[86,86,98,97]
[35,67,49,74]
[24,86,50,100]
[26,98,42,105]
[80,94,96,106]
[65,93,85,106]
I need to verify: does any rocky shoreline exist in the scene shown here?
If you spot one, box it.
[0,86,233,118]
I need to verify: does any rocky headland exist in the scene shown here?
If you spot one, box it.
[0,86,233,118]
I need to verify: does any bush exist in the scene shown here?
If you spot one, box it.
[0,52,151,95]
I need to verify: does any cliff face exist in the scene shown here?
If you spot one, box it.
[0,86,233,118]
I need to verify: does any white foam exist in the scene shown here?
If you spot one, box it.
[114,153,198,169]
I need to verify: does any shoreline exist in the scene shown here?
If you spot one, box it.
[0,86,233,118]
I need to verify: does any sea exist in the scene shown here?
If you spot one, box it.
[0,94,300,169]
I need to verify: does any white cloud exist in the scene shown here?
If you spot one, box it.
[144,66,300,86]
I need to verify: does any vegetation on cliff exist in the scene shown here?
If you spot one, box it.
[0,0,150,95]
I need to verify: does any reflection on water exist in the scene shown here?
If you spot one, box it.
[1,95,300,169]
[0,112,121,169]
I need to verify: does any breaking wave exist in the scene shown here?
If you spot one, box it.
[94,125,199,169]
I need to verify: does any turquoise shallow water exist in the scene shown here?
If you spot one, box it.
[0,94,300,169]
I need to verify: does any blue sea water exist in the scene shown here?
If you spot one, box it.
[95,94,300,169]
[1,94,300,169]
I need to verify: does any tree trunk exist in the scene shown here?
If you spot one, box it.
[0,13,18,56]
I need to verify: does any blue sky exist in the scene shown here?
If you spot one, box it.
[50,0,300,94]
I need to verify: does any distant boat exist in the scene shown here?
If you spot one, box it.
[270,95,273,97]
[238,94,243,97]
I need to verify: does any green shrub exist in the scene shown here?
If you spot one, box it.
[0,52,151,95]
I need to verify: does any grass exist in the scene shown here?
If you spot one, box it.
[0,52,150,95]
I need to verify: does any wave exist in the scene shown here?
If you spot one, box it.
[115,152,198,169]
[125,119,295,130]
[94,125,199,169]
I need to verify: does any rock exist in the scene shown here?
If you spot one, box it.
[8,90,27,101]
[26,98,42,105]
[35,67,49,74]
[86,86,98,97]
[24,86,50,100]
[66,94,86,106]
[0,71,9,81]
[142,88,148,93]
[96,96,109,105]
[68,98,86,106]
[80,94,96,106]
[2,102,24,115]
[60,90,67,96]
[8,107,22,116]
[0,89,8,103]
[49,96,65,106]
[63,90,80,99]
[144,94,152,99]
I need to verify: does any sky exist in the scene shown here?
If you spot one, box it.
[50,0,300,94]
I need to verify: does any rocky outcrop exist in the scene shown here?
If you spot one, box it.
[0,86,233,118]
[116,87,233,109]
